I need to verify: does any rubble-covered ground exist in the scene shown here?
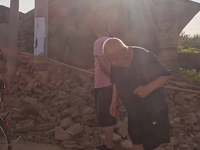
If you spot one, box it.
[1,54,200,150]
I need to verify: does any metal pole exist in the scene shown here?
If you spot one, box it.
[34,0,48,80]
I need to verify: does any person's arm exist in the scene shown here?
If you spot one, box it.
[147,75,171,92]
[110,84,119,117]
[96,55,110,76]
[134,75,171,98]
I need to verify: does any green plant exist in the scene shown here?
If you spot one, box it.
[178,47,200,53]
[180,68,200,85]
[178,33,200,53]
[178,32,200,49]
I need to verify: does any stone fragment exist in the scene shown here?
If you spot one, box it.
[61,141,77,149]
[61,106,78,118]
[192,124,200,131]
[44,128,55,137]
[99,133,122,143]
[36,123,57,131]
[66,123,83,136]
[32,87,44,94]
[169,107,180,118]
[43,109,53,120]
[12,108,23,113]
[71,111,80,118]
[81,106,95,115]
[55,126,72,141]
[22,103,38,115]
[11,113,25,119]
[183,113,198,125]
[38,109,48,120]
[120,140,133,150]
[84,125,93,135]
[57,90,67,99]
[25,79,35,91]
[116,121,128,138]
[82,114,95,122]
[70,97,87,107]
[60,117,72,129]
[0,112,9,118]
[24,96,38,105]
[168,137,179,146]
[16,119,35,132]
[174,94,187,106]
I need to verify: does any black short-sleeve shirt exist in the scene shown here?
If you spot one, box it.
[110,46,171,119]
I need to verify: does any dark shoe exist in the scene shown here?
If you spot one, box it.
[95,144,107,150]
[95,144,114,150]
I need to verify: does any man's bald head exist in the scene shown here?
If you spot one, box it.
[102,38,129,66]
[103,38,127,56]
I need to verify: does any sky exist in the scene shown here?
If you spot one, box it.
[183,0,200,36]
[0,0,199,36]
[0,0,34,13]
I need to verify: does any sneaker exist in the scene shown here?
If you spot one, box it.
[95,144,107,150]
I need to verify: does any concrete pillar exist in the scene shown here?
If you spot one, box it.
[157,14,180,75]
[6,0,19,87]
[34,0,49,80]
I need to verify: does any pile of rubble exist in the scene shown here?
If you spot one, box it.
[1,54,200,150]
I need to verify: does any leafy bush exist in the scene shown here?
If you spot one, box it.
[178,33,200,53]
[178,32,200,49]
[178,33,200,85]
[178,47,200,53]
[180,68,200,85]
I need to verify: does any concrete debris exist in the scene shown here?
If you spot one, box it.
[5,55,200,150]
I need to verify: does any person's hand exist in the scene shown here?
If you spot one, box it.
[133,85,152,98]
[109,101,119,117]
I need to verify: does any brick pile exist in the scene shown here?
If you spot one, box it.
[1,53,200,150]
